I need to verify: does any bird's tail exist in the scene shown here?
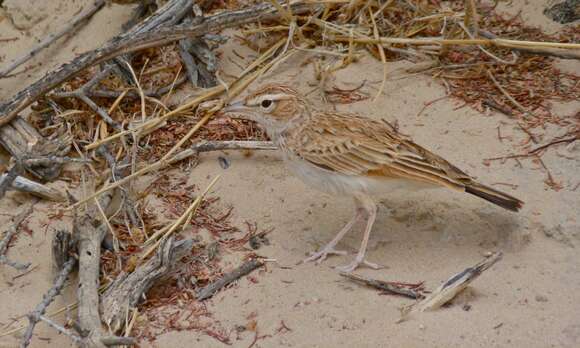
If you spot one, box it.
[465,182,523,212]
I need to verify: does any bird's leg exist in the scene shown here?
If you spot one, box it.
[302,203,363,265]
[336,194,381,273]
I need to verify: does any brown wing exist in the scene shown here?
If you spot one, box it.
[285,111,523,211]
[285,111,472,190]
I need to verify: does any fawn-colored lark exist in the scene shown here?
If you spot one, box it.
[224,84,523,272]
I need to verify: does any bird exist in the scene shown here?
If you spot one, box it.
[223,84,523,272]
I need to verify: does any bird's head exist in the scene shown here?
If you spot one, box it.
[222,84,308,136]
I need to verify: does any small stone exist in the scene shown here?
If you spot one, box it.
[535,295,548,302]
[235,325,246,333]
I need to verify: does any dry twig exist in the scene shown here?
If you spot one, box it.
[20,257,76,348]
[339,272,424,299]
[0,200,36,271]
[197,258,264,301]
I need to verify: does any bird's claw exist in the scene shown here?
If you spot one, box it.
[335,258,382,273]
[302,247,348,265]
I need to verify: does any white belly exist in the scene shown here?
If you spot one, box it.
[284,154,434,197]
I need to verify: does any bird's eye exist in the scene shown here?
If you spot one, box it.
[261,99,272,108]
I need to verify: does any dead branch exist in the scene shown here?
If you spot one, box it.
[73,188,126,347]
[339,272,424,299]
[101,336,137,347]
[51,74,188,99]
[0,118,72,180]
[76,215,107,346]
[38,315,82,345]
[100,336,136,346]
[178,140,277,163]
[197,258,264,301]
[192,140,277,153]
[0,0,191,177]
[0,1,319,127]
[1,174,66,201]
[0,0,106,78]
[100,237,194,332]
[178,5,221,88]
[94,144,146,246]
[22,156,89,167]
[0,159,20,200]
[71,139,274,210]
[51,229,76,275]
[51,69,123,130]
[20,256,76,348]
[169,140,277,166]
[48,0,192,107]
[399,252,503,322]
[0,200,36,271]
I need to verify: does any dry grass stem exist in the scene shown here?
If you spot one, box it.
[141,175,221,260]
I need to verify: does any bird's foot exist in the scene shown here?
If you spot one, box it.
[335,257,382,273]
[302,246,348,265]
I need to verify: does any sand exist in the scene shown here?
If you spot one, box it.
[0,1,579,347]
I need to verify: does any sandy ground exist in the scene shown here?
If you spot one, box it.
[1,1,579,347]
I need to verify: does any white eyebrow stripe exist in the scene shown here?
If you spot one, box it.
[261,93,293,100]
[247,93,293,106]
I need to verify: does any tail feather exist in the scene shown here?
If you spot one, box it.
[465,182,523,212]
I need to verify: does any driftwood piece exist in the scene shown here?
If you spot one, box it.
[75,207,108,347]
[0,0,106,78]
[399,252,503,322]
[197,258,264,301]
[0,200,36,271]
[100,237,194,332]
[0,118,72,180]
[73,189,131,347]
[0,1,319,127]
[1,174,66,201]
[339,272,424,299]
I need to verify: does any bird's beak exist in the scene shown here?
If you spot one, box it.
[222,100,247,113]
